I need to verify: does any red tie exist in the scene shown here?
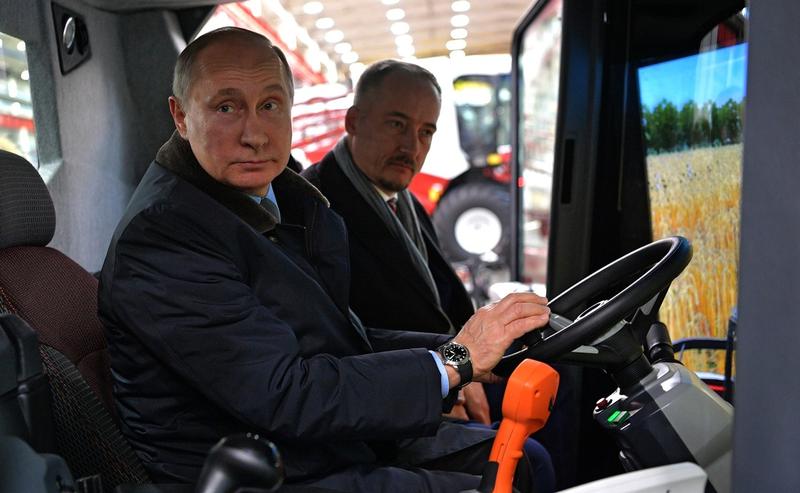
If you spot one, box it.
[387,197,398,214]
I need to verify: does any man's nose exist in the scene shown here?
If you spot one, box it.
[399,127,421,155]
[241,111,269,149]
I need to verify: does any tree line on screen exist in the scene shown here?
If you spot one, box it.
[641,98,744,154]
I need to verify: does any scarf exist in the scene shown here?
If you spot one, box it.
[333,138,441,307]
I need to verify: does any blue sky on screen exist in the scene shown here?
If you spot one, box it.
[638,43,748,110]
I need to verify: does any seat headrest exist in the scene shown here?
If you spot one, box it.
[0,150,55,248]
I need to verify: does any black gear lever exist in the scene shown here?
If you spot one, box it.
[195,433,284,493]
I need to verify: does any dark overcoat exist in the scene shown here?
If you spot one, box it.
[98,133,473,484]
[302,151,474,334]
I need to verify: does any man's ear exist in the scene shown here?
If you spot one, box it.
[344,106,359,135]
[169,96,189,138]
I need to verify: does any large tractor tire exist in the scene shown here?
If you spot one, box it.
[432,182,511,265]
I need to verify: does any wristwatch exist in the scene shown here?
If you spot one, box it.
[437,341,472,390]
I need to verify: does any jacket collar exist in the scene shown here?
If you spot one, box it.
[155,130,328,233]
[316,152,452,319]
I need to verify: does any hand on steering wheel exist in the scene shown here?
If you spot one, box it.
[493,237,692,377]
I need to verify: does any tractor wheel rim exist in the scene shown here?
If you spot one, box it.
[453,207,503,255]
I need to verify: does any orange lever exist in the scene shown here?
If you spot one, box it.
[483,359,559,493]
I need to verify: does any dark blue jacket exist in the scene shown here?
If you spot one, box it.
[302,151,474,335]
[98,132,454,483]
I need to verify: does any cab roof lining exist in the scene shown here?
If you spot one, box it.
[77,0,232,13]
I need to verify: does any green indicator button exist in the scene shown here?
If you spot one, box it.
[613,411,630,423]
[607,410,621,423]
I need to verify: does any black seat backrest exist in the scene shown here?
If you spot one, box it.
[0,150,149,491]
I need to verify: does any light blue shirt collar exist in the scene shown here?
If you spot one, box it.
[247,184,281,223]
[247,184,278,206]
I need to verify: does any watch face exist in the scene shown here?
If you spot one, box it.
[442,343,469,364]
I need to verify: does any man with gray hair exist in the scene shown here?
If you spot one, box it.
[99,28,550,492]
[302,60,468,336]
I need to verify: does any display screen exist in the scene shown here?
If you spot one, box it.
[638,41,746,374]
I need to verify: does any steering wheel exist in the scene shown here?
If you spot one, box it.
[493,236,692,377]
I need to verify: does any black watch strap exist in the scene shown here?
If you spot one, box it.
[452,359,472,391]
